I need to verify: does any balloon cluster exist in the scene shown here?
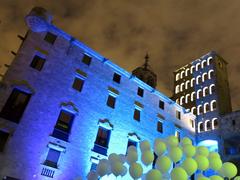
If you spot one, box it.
[87,136,239,180]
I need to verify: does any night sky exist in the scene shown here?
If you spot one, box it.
[0,1,240,110]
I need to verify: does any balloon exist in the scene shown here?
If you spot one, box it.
[87,171,98,180]
[154,138,164,147]
[182,158,198,176]
[140,140,151,152]
[146,169,162,180]
[195,155,209,171]
[209,157,222,171]
[126,150,138,165]
[169,147,182,163]
[170,167,188,180]
[209,175,224,180]
[197,175,210,180]
[154,141,167,156]
[96,159,110,177]
[156,155,172,174]
[108,153,120,164]
[141,150,154,166]
[208,152,220,159]
[197,146,209,157]
[217,167,225,177]
[129,162,143,179]
[128,145,137,153]
[181,137,192,146]
[234,176,240,180]
[167,135,179,147]
[222,162,238,179]
[118,154,126,164]
[183,144,196,157]
[111,161,123,177]
[120,165,127,177]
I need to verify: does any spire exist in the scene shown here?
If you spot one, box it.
[144,53,149,70]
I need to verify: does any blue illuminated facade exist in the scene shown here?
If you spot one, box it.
[0,7,196,180]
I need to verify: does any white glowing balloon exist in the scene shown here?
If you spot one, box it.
[118,154,126,164]
[120,165,127,177]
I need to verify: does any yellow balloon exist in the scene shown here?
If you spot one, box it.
[197,174,210,180]
[195,155,209,171]
[197,146,209,157]
[182,158,198,176]
[141,150,154,166]
[234,176,240,180]
[209,175,224,180]
[156,155,172,173]
[181,137,192,146]
[171,167,188,180]
[222,162,238,179]
[146,169,162,180]
[129,162,143,179]
[154,141,167,156]
[208,152,220,159]
[209,157,222,171]
[169,147,182,163]
[183,144,196,157]
[167,135,179,147]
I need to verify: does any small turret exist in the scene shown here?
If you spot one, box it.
[25,7,53,32]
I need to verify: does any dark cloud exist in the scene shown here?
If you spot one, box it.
[0,0,240,110]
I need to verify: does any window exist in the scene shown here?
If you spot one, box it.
[44,148,61,168]
[107,95,116,109]
[44,32,57,44]
[82,54,92,66]
[137,87,144,97]
[52,110,75,141]
[0,88,31,123]
[30,55,46,71]
[126,139,137,154]
[190,119,194,128]
[159,100,164,110]
[157,121,163,133]
[134,109,140,121]
[232,120,236,126]
[113,73,121,83]
[90,162,98,172]
[176,110,181,120]
[175,130,180,142]
[0,130,9,152]
[72,77,84,92]
[93,127,111,155]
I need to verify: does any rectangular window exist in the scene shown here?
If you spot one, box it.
[90,162,98,172]
[126,139,137,154]
[44,148,61,168]
[0,89,31,123]
[175,130,180,142]
[0,130,9,152]
[137,87,144,97]
[72,77,84,92]
[93,127,111,155]
[159,100,164,110]
[176,110,181,120]
[107,95,116,109]
[190,119,194,128]
[52,110,75,141]
[113,73,121,83]
[44,32,57,44]
[157,121,163,133]
[134,109,140,121]
[82,54,92,65]
[30,55,46,71]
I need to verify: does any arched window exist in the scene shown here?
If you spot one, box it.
[197,105,203,115]
[180,71,185,78]
[210,100,217,111]
[205,120,211,131]
[175,85,180,94]
[191,78,195,87]
[176,73,180,81]
[198,122,203,132]
[190,66,195,74]
[180,96,185,105]
[191,92,195,101]
[208,70,214,79]
[201,60,207,68]
[212,118,218,129]
[191,107,197,115]
[207,56,213,65]
[176,99,179,104]
[197,89,202,99]
[202,73,208,82]
[196,75,202,84]
[209,84,215,94]
[203,87,208,97]
[204,103,210,113]
[185,68,190,76]
[196,62,201,71]
[180,83,184,92]
[185,94,190,104]
[185,80,190,89]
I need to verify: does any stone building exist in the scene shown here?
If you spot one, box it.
[0,7,195,180]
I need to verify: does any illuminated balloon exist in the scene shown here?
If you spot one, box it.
[146,169,162,180]
[222,162,238,179]
[209,157,222,171]
[167,135,179,147]
[181,137,192,146]
[108,153,120,164]
[183,144,196,157]
[127,145,137,153]
[154,138,164,147]
[126,151,138,165]
[208,152,220,159]
[154,141,167,156]
[141,150,154,166]
[234,176,240,180]
[120,165,127,177]
[182,158,198,176]
[169,147,182,163]
[96,159,110,177]
[170,167,188,180]
[209,175,224,180]
[111,161,123,177]
[197,174,210,180]
[197,146,209,157]
[118,154,126,164]
[156,155,172,173]
[87,171,98,180]
[195,155,209,171]
[129,162,143,179]
[140,140,151,152]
